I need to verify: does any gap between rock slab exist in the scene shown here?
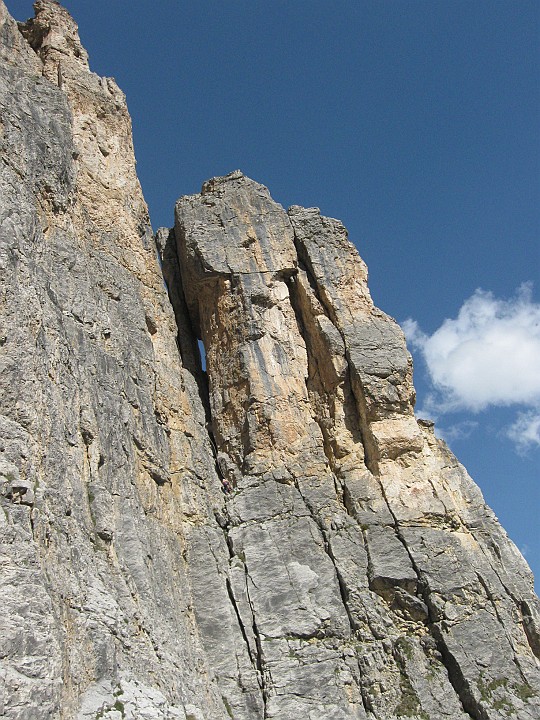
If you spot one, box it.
[206,521,267,718]
[284,274,341,471]
[244,567,270,718]
[474,538,540,663]
[155,226,211,414]
[390,524,484,719]
[283,269,368,495]
[225,575,257,671]
[474,572,531,687]
[286,240,378,475]
[520,600,540,660]
[197,338,207,371]
[430,628,488,720]
[223,527,270,718]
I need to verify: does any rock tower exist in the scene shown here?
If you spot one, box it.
[1,2,538,718]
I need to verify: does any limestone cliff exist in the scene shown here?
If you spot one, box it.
[0,3,538,719]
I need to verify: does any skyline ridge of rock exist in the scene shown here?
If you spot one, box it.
[0,2,538,718]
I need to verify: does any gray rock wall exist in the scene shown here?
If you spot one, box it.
[0,2,233,718]
[174,171,540,719]
[0,2,538,719]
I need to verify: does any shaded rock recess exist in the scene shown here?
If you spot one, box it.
[0,2,539,718]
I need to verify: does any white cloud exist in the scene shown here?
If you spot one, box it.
[402,284,540,452]
[402,284,540,412]
[435,420,479,443]
[506,411,540,452]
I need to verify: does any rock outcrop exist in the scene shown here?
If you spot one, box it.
[0,2,538,719]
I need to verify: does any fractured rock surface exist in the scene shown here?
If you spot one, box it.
[1,2,228,718]
[0,2,539,719]
[174,171,540,719]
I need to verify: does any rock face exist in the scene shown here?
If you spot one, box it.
[0,3,538,719]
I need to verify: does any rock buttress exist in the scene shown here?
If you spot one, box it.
[0,3,261,719]
[1,0,539,718]
[175,170,540,719]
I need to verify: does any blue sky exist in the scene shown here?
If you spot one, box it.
[13,1,539,581]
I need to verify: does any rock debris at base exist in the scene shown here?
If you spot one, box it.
[0,2,538,718]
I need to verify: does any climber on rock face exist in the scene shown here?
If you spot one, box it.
[221,478,233,495]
